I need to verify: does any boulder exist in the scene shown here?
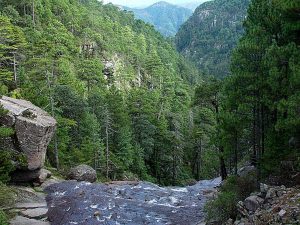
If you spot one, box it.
[36,169,52,184]
[0,96,56,182]
[67,164,97,183]
[237,165,257,177]
[244,195,264,212]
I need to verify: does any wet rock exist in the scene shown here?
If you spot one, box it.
[0,96,56,182]
[20,208,48,219]
[67,164,97,183]
[10,216,50,225]
[14,202,47,209]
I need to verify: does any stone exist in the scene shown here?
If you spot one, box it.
[36,169,52,184]
[10,216,50,225]
[244,195,264,212]
[12,186,46,204]
[0,96,56,182]
[14,202,47,209]
[278,209,286,217]
[266,187,277,199]
[40,177,61,190]
[237,201,249,217]
[21,208,48,219]
[67,164,97,183]
[260,183,269,194]
[237,165,257,177]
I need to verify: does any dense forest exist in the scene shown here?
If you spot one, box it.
[219,0,300,180]
[0,0,299,190]
[175,0,250,78]
[0,0,225,186]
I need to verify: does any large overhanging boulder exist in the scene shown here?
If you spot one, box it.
[0,96,56,181]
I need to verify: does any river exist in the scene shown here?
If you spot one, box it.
[45,178,221,225]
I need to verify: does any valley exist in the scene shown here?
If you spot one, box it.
[0,0,299,224]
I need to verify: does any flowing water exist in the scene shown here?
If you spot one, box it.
[45,178,221,225]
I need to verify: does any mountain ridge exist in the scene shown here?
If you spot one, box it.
[122,1,192,36]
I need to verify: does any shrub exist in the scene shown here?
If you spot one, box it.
[0,210,8,225]
[205,175,257,224]
[0,151,15,184]
[205,190,238,224]
[0,182,16,208]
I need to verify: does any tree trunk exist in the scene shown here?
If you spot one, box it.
[32,0,35,27]
[234,130,238,175]
[106,125,109,179]
[13,53,17,86]
[219,146,227,180]
[215,103,227,180]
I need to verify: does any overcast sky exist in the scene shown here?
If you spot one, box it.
[102,0,204,8]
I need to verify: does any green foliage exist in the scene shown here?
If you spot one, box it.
[0,151,15,184]
[0,210,8,225]
[0,104,15,184]
[205,176,257,223]
[175,0,250,78]
[0,182,16,208]
[0,0,202,185]
[220,0,300,179]
[205,190,238,223]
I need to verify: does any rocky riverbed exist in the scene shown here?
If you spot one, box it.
[45,178,221,225]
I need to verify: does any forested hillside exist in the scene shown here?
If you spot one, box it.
[221,0,300,178]
[123,1,192,37]
[203,0,300,222]
[0,0,223,186]
[175,0,250,78]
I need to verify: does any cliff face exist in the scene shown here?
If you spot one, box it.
[175,0,250,78]
[0,96,56,183]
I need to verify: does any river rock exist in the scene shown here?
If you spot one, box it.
[0,96,56,182]
[67,164,97,183]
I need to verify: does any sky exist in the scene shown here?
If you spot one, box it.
[102,0,205,8]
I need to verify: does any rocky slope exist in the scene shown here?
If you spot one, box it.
[227,184,300,225]
[123,1,192,36]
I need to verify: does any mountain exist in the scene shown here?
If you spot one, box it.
[179,0,209,11]
[175,0,250,78]
[123,1,192,37]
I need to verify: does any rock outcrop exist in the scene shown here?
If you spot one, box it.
[0,96,56,182]
[227,184,300,225]
[67,164,97,183]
